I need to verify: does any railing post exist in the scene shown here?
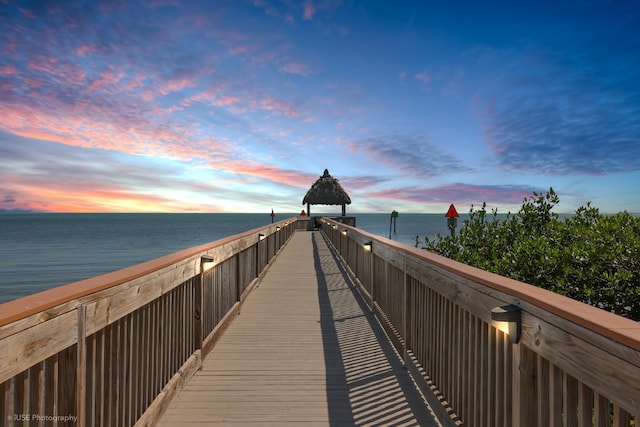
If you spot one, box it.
[236,252,241,314]
[195,268,203,353]
[403,258,410,368]
[367,241,375,312]
[77,305,86,427]
[513,343,537,427]
[255,239,259,279]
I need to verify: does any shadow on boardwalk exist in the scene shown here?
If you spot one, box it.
[312,233,440,427]
[159,231,440,426]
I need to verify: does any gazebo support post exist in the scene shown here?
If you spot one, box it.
[307,203,310,216]
[342,204,346,216]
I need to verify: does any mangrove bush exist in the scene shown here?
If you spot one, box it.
[424,188,640,321]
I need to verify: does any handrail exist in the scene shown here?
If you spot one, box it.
[0,217,311,427]
[322,217,639,427]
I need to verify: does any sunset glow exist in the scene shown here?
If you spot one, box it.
[1,1,639,214]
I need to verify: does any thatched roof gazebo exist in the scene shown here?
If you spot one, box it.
[302,169,351,217]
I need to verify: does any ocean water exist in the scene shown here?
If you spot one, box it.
[0,212,455,304]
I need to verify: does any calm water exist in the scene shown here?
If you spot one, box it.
[0,212,455,304]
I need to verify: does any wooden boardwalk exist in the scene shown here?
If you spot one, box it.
[158,231,440,426]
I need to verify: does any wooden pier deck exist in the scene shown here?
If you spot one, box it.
[158,231,440,426]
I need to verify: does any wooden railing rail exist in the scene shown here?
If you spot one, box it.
[322,218,640,427]
[0,217,310,427]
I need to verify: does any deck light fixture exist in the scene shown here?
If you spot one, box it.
[258,233,266,241]
[491,304,521,343]
[363,241,373,251]
[200,255,214,272]
[341,229,347,236]
[276,226,281,231]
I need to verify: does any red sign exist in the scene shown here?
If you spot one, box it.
[445,204,459,218]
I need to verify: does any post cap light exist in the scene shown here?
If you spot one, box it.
[200,255,214,272]
[491,304,521,343]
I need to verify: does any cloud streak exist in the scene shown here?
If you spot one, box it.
[477,9,640,176]
[365,183,543,208]
[350,134,473,179]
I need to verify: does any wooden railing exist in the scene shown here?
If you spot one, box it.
[322,218,640,427]
[0,217,310,427]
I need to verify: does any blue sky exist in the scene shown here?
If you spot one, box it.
[1,0,639,214]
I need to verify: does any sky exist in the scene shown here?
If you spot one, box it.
[1,0,639,214]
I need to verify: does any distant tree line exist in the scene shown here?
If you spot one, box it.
[424,188,640,321]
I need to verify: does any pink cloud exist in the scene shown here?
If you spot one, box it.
[280,62,311,76]
[189,89,242,108]
[303,1,315,20]
[414,71,431,84]
[89,70,124,90]
[216,161,317,188]
[229,45,249,55]
[19,7,36,19]
[74,44,96,57]
[342,176,388,190]
[28,55,58,74]
[0,94,234,165]
[26,55,87,87]
[259,97,299,117]
[158,76,198,95]
[0,65,16,75]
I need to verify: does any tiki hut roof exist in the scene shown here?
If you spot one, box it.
[302,169,351,206]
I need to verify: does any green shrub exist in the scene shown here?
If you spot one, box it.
[424,188,640,321]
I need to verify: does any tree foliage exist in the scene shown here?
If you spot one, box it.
[424,188,640,321]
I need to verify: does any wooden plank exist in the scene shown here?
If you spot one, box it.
[462,311,471,425]
[135,354,201,427]
[578,381,594,427]
[0,310,77,384]
[594,392,610,427]
[57,345,77,425]
[524,313,640,416]
[83,266,173,337]
[44,354,57,427]
[85,331,95,426]
[613,404,631,427]
[0,301,78,341]
[549,364,563,427]
[76,306,86,427]
[119,315,129,427]
[158,231,440,427]
[564,373,578,427]
[495,330,506,427]
[0,379,8,427]
[28,362,43,422]
[95,329,104,426]
[127,314,135,426]
[486,324,496,427]
[14,370,27,421]
[537,356,550,427]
